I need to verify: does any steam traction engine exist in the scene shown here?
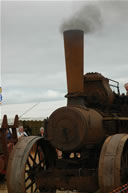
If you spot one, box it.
[7,30,128,193]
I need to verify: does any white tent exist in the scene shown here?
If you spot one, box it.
[0,100,66,124]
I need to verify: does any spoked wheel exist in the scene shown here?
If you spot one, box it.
[98,134,128,193]
[7,136,57,193]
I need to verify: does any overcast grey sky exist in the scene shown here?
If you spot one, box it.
[1,0,128,105]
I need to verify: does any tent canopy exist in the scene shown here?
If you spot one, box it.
[0,100,66,125]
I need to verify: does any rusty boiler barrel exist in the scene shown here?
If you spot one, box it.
[47,106,104,152]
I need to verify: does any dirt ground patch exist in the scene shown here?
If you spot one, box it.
[0,183,7,193]
[0,182,77,193]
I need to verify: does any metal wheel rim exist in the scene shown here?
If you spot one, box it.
[7,136,45,193]
[98,134,128,193]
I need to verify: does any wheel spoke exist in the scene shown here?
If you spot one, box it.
[36,148,45,167]
[37,149,41,161]
[35,148,38,159]
[25,175,30,183]
[26,180,35,190]
[31,184,33,193]
[27,159,32,169]
[25,169,29,173]
[29,153,35,163]
[34,187,37,193]
[34,184,39,193]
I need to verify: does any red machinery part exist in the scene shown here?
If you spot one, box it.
[110,183,128,193]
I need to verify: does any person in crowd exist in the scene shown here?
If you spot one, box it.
[39,126,62,158]
[6,129,12,140]
[6,128,14,153]
[124,83,128,95]
[39,127,44,137]
[17,126,28,138]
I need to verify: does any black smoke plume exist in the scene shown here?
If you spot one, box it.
[60,0,128,34]
[60,3,102,34]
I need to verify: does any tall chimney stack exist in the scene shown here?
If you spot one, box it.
[63,30,84,106]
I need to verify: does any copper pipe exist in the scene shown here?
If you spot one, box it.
[63,30,84,94]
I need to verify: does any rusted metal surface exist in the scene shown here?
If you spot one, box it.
[64,30,84,95]
[11,115,18,144]
[99,134,128,193]
[0,115,9,165]
[0,115,18,174]
[36,170,98,192]
[47,106,104,151]
[84,72,114,105]
[0,154,5,174]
